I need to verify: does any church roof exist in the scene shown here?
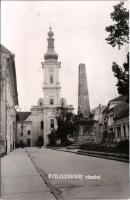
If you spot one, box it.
[0,44,12,55]
[109,95,126,103]
[114,102,129,120]
[17,112,31,122]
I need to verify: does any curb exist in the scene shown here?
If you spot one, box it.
[77,151,129,163]
[54,149,129,163]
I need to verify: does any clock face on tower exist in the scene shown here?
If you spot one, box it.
[49,67,54,72]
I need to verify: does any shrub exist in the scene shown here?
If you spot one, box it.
[79,140,129,155]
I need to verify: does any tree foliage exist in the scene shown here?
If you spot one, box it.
[105,2,129,49]
[112,53,129,101]
[56,107,75,145]
[105,2,129,100]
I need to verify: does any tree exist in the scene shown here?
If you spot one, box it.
[112,53,129,101]
[105,2,129,100]
[56,106,75,145]
[105,2,129,49]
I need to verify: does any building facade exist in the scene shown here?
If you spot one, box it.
[0,44,18,155]
[92,104,106,143]
[102,96,129,144]
[16,97,74,147]
[16,99,44,147]
[17,112,31,147]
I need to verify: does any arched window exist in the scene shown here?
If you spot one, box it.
[50,99,54,105]
[50,75,53,83]
[50,119,54,128]
[41,121,44,130]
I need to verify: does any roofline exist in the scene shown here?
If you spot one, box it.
[1,44,19,106]
[109,95,126,103]
[10,54,19,106]
[114,113,129,120]
[0,44,12,55]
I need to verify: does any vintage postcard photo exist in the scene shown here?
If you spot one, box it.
[0,1,129,199]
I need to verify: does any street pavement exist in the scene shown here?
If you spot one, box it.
[1,149,55,200]
[27,147,130,200]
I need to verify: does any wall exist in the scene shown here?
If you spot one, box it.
[0,51,18,154]
[31,106,44,146]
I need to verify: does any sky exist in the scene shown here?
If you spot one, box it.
[1,1,128,113]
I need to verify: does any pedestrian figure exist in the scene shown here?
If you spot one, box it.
[37,135,43,149]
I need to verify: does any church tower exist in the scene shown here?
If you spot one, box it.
[41,27,61,146]
[78,63,90,118]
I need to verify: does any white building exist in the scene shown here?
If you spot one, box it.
[16,97,74,147]
[41,27,61,146]
[0,44,18,155]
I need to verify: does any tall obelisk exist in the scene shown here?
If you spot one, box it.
[78,63,90,118]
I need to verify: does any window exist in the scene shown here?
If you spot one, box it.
[41,121,44,130]
[21,132,23,136]
[50,119,54,128]
[21,125,23,129]
[123,124,126,138]
[28,130,31,135]
[83,126,88,136]
[50,99,54,105]
[50,75,53,83]
[117,126,121,138]
[13,122,15,130]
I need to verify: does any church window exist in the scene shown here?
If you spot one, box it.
[28,130,31,135]
[50,99,54,105]
[50,75,53,83]
[41,121,44,130]
[50,119,54,128]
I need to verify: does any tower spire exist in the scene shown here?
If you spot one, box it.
[44,27,58,61]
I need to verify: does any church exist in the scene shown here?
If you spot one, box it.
[16,28,74,147]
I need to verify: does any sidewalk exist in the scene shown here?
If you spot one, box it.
[0,149,55,200]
